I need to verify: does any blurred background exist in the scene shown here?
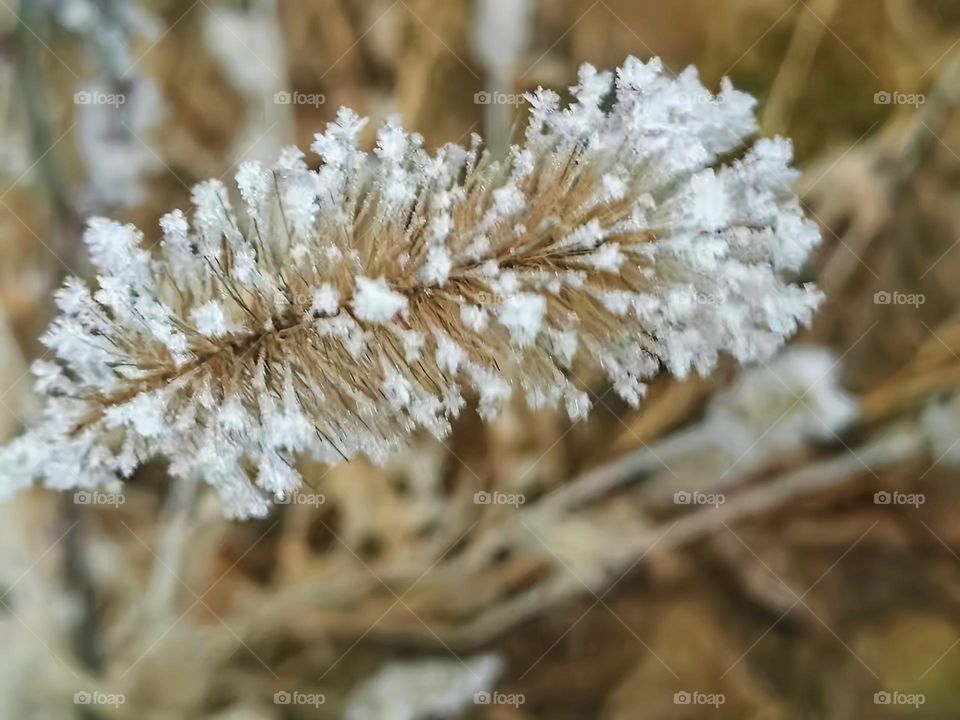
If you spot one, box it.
[2,0,960,718]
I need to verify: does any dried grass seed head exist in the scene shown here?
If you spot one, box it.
[1,57,823,518]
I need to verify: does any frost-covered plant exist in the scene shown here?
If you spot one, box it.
[346,654,502,720]
[0,57,822,518]
[705,346,857,456]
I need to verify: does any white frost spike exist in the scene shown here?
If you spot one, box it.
[309,284,340,317]
[460,305,489,332]
[0,56,822,518]
[191,300,229,337]
[376,119,408,164]
[562,218,605,250]
[235,160,270,211]
[498,293,546,347]
[104,392,166,438]
[581,243,624,272]
[258,452,301,498]
[420,246,453,286]
[84,218,149,279]
[601,174,627,201]
[352,277,408,323]
[687,169,731,231]
[435,332,466,375]
[159,209,189,251]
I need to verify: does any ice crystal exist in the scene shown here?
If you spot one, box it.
[0,57,823,518]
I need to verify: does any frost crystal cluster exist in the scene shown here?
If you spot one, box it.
[0,57,822,518]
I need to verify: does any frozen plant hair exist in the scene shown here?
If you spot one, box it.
[0,57,822,518]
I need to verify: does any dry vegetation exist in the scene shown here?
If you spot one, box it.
[2,0,960,718]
